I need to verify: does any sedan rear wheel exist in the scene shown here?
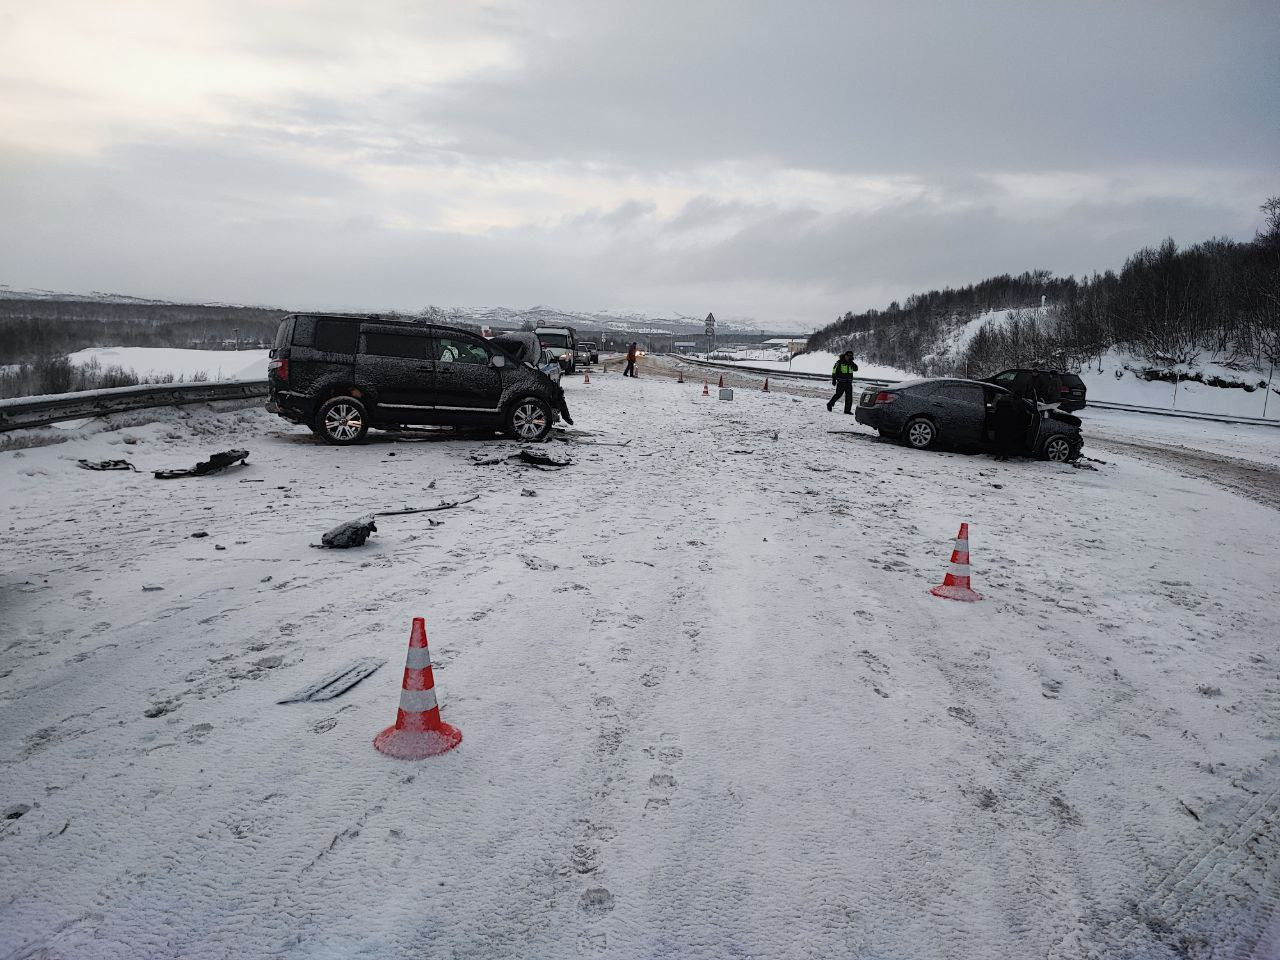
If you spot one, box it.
[507,397,553,441]
[1043,436,1072,462]
[904,417,936,450]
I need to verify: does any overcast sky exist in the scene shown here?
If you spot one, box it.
[1,1,1276,328]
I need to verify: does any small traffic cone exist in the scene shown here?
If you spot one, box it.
[583,369,590,384]
[929,523,982,602]
[677,369,684,383]
[762,378,769,392]
[702,380,709,396]
[718,374,724,388]
[374,617,462,759]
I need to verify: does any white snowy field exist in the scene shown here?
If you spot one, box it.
[68,346,269,383]
[2,373,1279,959]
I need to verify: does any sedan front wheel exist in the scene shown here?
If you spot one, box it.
[1043,436,1072,462]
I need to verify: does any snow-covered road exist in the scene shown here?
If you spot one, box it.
[2,370,1278,959]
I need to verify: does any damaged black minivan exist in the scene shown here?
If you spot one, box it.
[267,314,572,444]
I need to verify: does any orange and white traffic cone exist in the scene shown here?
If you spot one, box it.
[702,380,710,396]
[929,523,982,602]
[583,369,590,384]
[762,378,769,392]
[374,617,462,759]
[718,374,724,388]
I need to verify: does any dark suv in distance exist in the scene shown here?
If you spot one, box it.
[984,368,1087,411]
[854,378,1083,462]
[267,314,572,444]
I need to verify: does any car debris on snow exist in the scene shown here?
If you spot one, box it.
[511,450,572,469]
[317,517,377,549]
[76,458,137,471]
[277,657,385,704]
[153,449,250,479]
[373,495,479,517]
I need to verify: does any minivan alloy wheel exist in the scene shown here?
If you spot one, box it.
[324,402,363,441]
[1044,437,1072,462]
[511,401,548,440]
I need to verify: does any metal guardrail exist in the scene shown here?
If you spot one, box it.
[676,355,892,387]
[674,356,1280,428]
[0,380,270,432]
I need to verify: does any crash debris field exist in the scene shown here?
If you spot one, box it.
[3,371,1280,959]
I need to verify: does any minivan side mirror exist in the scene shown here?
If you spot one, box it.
[490,353,506,368]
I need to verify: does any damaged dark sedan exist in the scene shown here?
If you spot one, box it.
[267,313,573,444]
[854,377,1083,462]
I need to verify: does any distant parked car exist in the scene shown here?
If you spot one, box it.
[535,326,577,374]
[983,368,1087,411]
[492,332,563,384]
[267,313,572,444]
[854,377,1083,462]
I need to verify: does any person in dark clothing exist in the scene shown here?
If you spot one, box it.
[990,392,1027,461]
[827,350,859,413]
[623,342,638,378]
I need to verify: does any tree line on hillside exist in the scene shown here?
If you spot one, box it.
[0,300,286,362]
[809,198,1280,378]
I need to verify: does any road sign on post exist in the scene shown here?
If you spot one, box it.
[705,312,716,351]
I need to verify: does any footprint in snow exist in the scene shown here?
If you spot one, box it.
[579,887,615,915]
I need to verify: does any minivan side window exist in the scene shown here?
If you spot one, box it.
[435,335,490,365]
[314,319,359,354]
[364,332,431,360]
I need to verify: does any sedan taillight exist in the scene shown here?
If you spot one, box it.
[875,391,897,404]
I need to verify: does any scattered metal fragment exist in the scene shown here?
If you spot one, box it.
[277,658,385,704]
[77,459,137,471]
[154,449,250,479]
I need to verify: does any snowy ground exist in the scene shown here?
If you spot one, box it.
[2,364,1279,959]
[68,347,269,383]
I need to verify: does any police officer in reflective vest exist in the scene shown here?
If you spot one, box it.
[827,350,859,413]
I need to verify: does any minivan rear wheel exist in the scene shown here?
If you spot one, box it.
[506,397,553,442]
[315,396,369,445]
[904,417,936,450]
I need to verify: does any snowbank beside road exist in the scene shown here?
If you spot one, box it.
[1080,351,1279,421]
[68,346,269,383]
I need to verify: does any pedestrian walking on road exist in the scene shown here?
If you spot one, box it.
[827,350,859,413]
[623,342,639,378]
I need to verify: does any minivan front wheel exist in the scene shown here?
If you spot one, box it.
[506,397,553,442]
[904,417,936,450]
[315,396,369,445]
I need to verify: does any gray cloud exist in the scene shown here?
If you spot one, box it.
[0,0,1275,326]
